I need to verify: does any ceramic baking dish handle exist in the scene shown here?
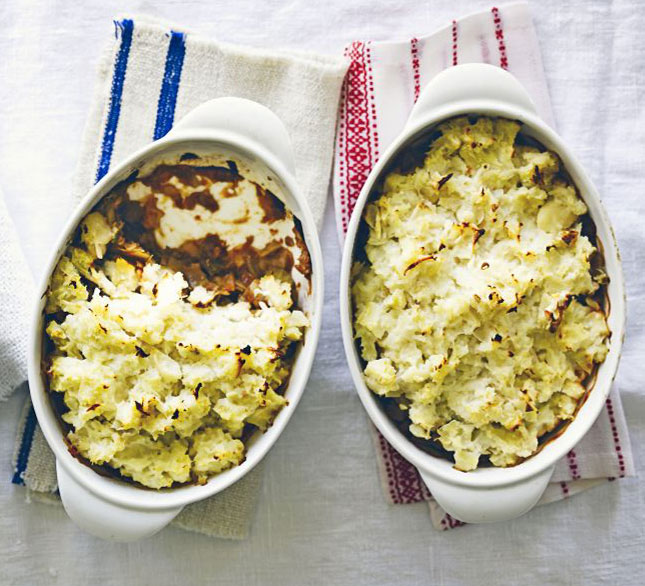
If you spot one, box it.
[406,63,538,129]
[57,461,183,541]
[419,465,554,524]
[169,97,296,175]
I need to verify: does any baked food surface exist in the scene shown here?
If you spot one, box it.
[44,158,310,488]
[352,116,609,471]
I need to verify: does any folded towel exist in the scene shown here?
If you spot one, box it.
[332,2,635,530]
[0,187,33,402]
[9,16,347,539]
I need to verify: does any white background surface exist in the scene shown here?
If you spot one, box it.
[1,1,644,584]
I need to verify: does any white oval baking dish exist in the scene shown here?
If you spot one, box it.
[340,64,625,524]
[28,98,323,541]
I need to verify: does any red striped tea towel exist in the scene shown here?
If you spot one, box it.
[332,2,635,530]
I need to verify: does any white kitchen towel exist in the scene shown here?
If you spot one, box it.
[332,2,635,530]
[10,15,348,539]
[0,187,33,401]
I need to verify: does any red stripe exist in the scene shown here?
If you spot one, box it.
[451,20,458,66]
[377,431,400,503]
[336,51,350,234]
[337,45,354,234]
[378,430,430,504]
[338,41,380,233]
[443,513,465,529]
[410,37,421,102]
[605,398,627,478]
[365,42,380,167]
[491,7,509,69]
[566,450,580,481]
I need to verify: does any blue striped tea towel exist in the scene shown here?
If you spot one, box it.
[10,16,348,539]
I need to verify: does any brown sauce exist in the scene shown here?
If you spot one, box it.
[255,183,287,223]
[142,161,241,190]
[107,161,311,305]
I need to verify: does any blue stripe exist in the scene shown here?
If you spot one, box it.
[12,405,38,485]
[153,31,186,140]
[95,18,134,183]
[12,20,135,487]
[12,24,186,489]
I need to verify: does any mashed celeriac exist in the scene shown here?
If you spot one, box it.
[352,116,609,471]
[45,158,309,488]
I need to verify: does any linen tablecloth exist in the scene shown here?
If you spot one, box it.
[1,1,644,584]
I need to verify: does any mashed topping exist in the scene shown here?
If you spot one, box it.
[352,116,610,471]
[44,159,309,488]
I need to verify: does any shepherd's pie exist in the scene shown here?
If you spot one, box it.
[351,116,609,471]
[44,159,310,488]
